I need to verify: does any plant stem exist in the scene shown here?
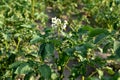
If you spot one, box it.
[65,65,71,72]
[31,0,35,20]
[82,76,85,80]
[64,57,71,71]
[88,71,97,77]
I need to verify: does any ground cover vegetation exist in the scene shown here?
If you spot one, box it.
[0,0,120,80]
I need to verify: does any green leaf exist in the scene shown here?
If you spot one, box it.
[82,26,94,31]
[30,35,43,44]
[89,28,108,37]
[38,43,45,55]
[78,28,88,35]
[94,33,106,44]
[64,48,75,56]
[115,0,120,5]
[51,39,62,47]
[25,52,38,59]
[2,33,10,41]
[38,64,51,79]
[75,43,94,57]
[114,40,120,56]
[9,61,23,69]
[45,43,54,56]
[38,43,46,60]
[0,50,2,55]
[104,66,115,75]
[3,70,11,77]
[24,71,34,80]
[20,24,32,28]
[97,69,103,79]
[20,24,35,28]
[38,43,54,60]
[75,45,87,57]
[84,43,94,48]
[15,63,32,74]
[103,42,111,53]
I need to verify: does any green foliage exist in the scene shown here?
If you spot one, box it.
[0,0,120,80]
[114,40,120,57]
[38,43,54,60]
[15,63,32,74]
[38,64,51,79]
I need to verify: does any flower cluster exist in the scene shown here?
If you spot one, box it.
[51,17,68,30]
[51,17,72,38]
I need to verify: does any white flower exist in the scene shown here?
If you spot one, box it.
[61,20,68,30]
[51,23,57,28]
[64,20,68,25]
[51,17,68,30]
[56,18,61,24]
[62,24,67,30]
[52,17,57,24]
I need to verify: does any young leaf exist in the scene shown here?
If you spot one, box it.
[15,63,32,74]
[104,66,115,75]
[97,69,103,79]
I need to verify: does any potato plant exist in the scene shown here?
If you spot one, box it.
[0,0,120,80]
